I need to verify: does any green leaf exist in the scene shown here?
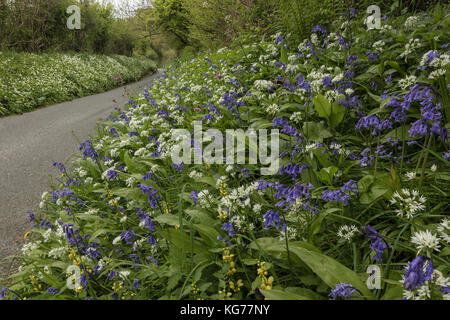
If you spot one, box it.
[285,287,325,300]
[302,122,332,142]
[312,94,331,119]
[155,214,186,227]
[280,48,288,64]
[309,208,342,245]
[329,103,346,128]
[276,242,374,298]
[158,228,208,254]
[193,223,220,246]
[318,166,339,185]
[260,289,312,300]
[110,187,142,200]
[358,175,375,192]
[381,285,403,300]
[185,208,216,226]
[89,228,118,243]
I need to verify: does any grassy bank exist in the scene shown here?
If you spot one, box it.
[0,52,157,117]
[1,5,449,300]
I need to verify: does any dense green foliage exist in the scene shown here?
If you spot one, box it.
[0,0,136,56]
[0,52,156,116]
[2,5,449,300]
[148,0,446,60]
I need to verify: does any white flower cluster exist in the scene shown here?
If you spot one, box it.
[267,104,279,115]
[254,80,273,91]
[198,189,215,208]
[402,269,450,300]
[399,38,423,60]
[404,16,419,28]
[337,225,359,242]
[411,230,441,253]
[279,226,298,241]
[437,219,450,244]
[390,189,426,219]
[21,241,42,256]
[188,170,204,180]
[372,40,385,52]
[289,111,303,124]
[398,75,417,90]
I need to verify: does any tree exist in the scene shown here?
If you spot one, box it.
[153,0,191,46]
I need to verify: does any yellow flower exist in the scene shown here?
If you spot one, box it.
[218,211,228,220]
[24,232,30,239]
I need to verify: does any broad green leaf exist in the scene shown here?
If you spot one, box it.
[312,94,331,119]
[193,223,220,246]
[274,242,374,298]
[329,103,346,128]
[155,214,186,227]
[260,289,312,300]
[358,175,375,192]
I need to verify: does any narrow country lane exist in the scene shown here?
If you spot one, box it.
[0,70,162,280]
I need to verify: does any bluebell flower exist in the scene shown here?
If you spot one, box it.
[329,283,358,300]
[0,287,8,299]
[279,163,308,180]
[322,76,334,88]
[403,256,433,291]
[358,148,373,167]
[107,169,118,180]
[363,225,388,262]
[221,221,235,237]
[109,270,119,280]
[263,210,285,231]
[143,172,158,183]
[79,140,98,161]
[386,75,392,86]
[217,236,233,247]
[27,210,36,224]
[47,287,59,294]
[312,25,327,36]
[138,184,160,208]
[275,35,285,45]
[444,151,450,161]
[365,51,379,62]
[53,162,66,175]
[189,189,199,206]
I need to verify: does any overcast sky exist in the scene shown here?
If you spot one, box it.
[101,0,153,12]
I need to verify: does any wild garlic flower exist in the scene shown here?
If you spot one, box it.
[398,75,417,90]
[437,219,450,244]
[337,225,359,242]
[198,189,214,208]
[188,170,203,180]
[289,112,303,124]
[411,230,441,253]
[254,80,273,91]
[390,189,426,219]
[279,226,298,241]
[404,16,419,28]
[372,40,385,52]
[267,104,279,115]
[399,38,422,60]
[125,177,137,187]
[404,171,417,180]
